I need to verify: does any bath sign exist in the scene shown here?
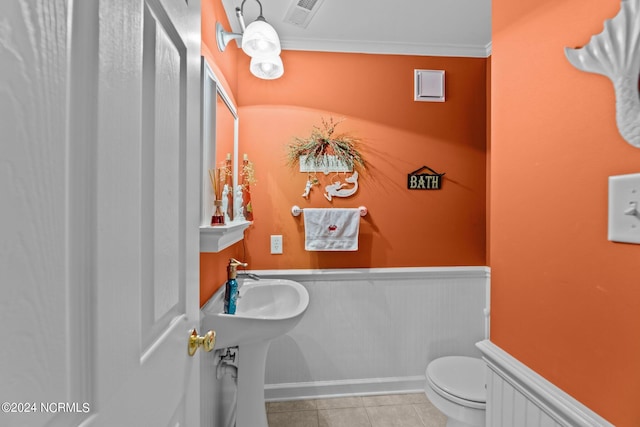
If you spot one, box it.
[407,166,445,190]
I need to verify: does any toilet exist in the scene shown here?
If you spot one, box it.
[425,356,487,427]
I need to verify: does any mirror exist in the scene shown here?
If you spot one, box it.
[565,0,640,148]
[201,57,238,227]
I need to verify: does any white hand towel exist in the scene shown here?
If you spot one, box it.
[303,208,361,251]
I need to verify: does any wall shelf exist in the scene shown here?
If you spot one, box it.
[200,221,251,253]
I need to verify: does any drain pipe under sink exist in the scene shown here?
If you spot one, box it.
[215,347,239,427]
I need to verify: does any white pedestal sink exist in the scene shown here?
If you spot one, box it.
[201,278,309,427]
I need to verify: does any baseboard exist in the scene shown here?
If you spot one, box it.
[476,340,613,427]
[264,376,426,402]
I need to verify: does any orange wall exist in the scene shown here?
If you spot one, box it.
[201,0,238,98]
[200,4,487,300]
[200,0,244,306]
[491,1,640,425]
[236,51,487,270]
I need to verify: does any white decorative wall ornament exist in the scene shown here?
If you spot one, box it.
[299,154,353,175]
[324,171,359,201]
[302,179,313,198]
[565,0,640,148]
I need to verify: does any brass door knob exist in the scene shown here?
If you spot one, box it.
[188,328,216,356]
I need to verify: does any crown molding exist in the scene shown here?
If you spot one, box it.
[281,37,491,58]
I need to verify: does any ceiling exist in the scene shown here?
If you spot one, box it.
[220,0,492,58]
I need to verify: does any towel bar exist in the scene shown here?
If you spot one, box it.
[291,205,367,217]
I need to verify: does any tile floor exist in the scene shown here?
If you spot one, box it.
[266,393,447,427]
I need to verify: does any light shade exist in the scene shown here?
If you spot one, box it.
[250,55,284,80]
[242,19,281,57]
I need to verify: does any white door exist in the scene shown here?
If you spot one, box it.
[0,0,203,426]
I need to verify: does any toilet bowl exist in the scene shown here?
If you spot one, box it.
[424,356,486,427]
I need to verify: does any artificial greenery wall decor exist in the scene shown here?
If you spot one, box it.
[287,117,366,172]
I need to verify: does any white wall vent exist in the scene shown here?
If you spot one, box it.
[284,0,325,28]
[414,70,445,103]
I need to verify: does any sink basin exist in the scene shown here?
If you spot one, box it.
[201,278,310,427]
[201,278,309,350]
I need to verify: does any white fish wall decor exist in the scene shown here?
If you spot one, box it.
[324,172,359,201]
[565,0,640,148]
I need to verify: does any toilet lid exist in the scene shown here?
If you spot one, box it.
[427,356,486,404]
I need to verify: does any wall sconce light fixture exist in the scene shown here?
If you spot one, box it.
[216,0,284,80]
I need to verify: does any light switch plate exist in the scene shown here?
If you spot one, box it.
[608,173,640,244]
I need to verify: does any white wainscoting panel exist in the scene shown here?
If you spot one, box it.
[251,267,490,401]
[477,340,614,427]
[201,267,488,426]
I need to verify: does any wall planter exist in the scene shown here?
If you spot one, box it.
[287,117,366,173]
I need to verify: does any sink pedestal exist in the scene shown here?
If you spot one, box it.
[236,340,271,427]
[200,279,309,427]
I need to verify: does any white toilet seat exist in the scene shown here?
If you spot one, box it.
[426,356,486,410]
